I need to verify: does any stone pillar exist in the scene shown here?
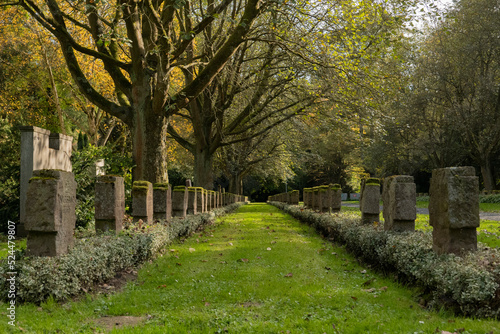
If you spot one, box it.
[95,175,125,233]
[329,184,342,212]
[382,175,416,232]
[172,186,188,217]
[19,126,72,237]
[319,185,330,212]
[203,189,208,212]
[132,181,153,223]
[187,187,198,215]
[25,169,76,257]
[312,187,321,211]
[429,167,479,255]
[360,178,380,224]
[153,183,172,222]
[290,190,299,205]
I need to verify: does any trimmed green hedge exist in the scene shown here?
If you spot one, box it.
[0,203,243,304]
[270,202,500,319]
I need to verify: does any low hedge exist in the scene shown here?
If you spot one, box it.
[270,202,500,319]
[0,203,243,304]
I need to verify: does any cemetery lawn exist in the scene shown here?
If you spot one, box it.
[2,203,500,333]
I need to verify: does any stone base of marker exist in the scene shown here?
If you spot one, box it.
[95,175,125,233]
[360,178,380,224]
[172,186,188,217]
[153,183,172,222]
[132,181,153,223]
[382,175,416,232]
[25,169,76,257]
[429,167,479,255]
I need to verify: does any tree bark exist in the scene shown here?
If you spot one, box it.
[193,146,214,190]
[480,160,496,191]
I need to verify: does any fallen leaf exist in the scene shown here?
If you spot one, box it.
[220,261,227,264]
[271,241,277,244]
[205,302,210,306]
[267,247,272,251]
[176,263,182,266]
[363,288,376,293]
[351,296,358,301]
[256,256,262,259]
[228,242,233,246]
[169,249,177,252]
[284,273,293,277]
[379,286,388,291]
[325,266,331,270]
[238,258,249,263]
[157,285,167,288]
[360,270,367,274]
[200,260,208,262]
[362,278,375,287]
[189,248,196,253]
[441,331,456,334]
[209,243,214,246]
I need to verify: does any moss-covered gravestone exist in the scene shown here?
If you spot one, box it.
[429,167,479,255]
[95,175,125,233]
[25,169,76,257]
[153,183,172,222]
[312,187,321,211]
[132,181,153,223]
[318,185,330,212]
[303,188,312,208]
[382,175,416,232]
[329,184,342,212]
[172,186,188,217]
[289,190,300,205]
[187,187,199,215]
[360,178,380,224]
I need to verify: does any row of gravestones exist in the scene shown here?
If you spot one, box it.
[270,167,480,255]
[24,169,247,257]
[269,185,343,213]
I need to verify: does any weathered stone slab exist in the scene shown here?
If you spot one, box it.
[153,183,172,222]
[25,169,76,256]
[289,190,299,205]
[132,181,153,223]
[329,184,342,212]
[429,167,479,254]
[318,185,330,212]
[382,175,416,232]
[187,187,199,215]
[172,186,188,217]
[95,175,125,233]
[360,178,380,224]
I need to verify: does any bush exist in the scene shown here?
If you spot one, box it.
[479,194,500,204]
[0,120,20,232]
[0,202,243,304]
[270,202,500,319]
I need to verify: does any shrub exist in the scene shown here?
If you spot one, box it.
[479,194,500,204]
[0,203,243,304]
[270,202,500,319]
[0,120,20,232]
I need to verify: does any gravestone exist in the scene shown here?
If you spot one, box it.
[303,188,313,208]
[172,186,188,217]
[312,187,321,211]
[319,185,330,212]
[132,181,153,223]
[19,126,73,237]
[187,187,199,215]
[329,184,342,212]
[153,183,172,222]
[360,178,380,224]
[290,190,299,205]
[25,169,76,257]
[382,175,416,232]
[95,175,125,233]
[429,167,479,255]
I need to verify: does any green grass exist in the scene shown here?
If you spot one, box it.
[0,239,26,259]
[2,203,499,333]
[416,200,500,212]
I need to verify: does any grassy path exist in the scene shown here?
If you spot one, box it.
[2,203,499,333]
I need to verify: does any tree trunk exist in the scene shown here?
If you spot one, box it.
[228,172,241,194]
[131,100,169,183]
[194,146,214,190]
[481,160,496,191]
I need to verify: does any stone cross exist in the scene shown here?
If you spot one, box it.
[132,181,153,223]
[429,167,479,254]
[95,175,125,233]
[25,169,76,257]
[382,175,416,232]
[153,183,172,222]
[360,178,381,224]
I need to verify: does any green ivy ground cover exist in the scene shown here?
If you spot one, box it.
[1,203,498,333]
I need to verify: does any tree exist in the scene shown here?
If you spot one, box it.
[6,0,276,183]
